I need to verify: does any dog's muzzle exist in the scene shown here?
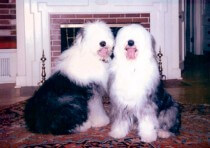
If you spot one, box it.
[98,47,111,63]
[125,40,137,60]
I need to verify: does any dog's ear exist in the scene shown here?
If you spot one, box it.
[151,34,156,50]
[74,28,84,45]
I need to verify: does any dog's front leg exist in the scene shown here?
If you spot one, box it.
[137,104,159,143]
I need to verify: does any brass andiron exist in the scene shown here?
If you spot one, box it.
[157,47,166,80]
[38,50,47,86]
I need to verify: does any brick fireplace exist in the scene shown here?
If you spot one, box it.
[16,0,181,87]
[50,13,150,69]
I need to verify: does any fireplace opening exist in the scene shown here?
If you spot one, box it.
[60,24,126,52]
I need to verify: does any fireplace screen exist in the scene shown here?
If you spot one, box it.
[60,24,125,52]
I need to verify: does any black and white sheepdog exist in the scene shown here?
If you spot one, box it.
[108,24,181,143]
[24,21,114,135]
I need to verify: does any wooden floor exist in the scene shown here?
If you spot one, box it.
[167,54,210,104]
[0,54,210,107]
[0,84,37,107]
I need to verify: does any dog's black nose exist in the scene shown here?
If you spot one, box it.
[100,41,106,47]
[128,40,134,46]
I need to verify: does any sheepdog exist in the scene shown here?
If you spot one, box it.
[24,21,114,135]
[108,24,181,143]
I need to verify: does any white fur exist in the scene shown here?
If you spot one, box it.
[56,21,114,131]
[109,119,130,139]
[76,93,110,132]
[56,21,114,91]
[157,129,173,138]
[87,89,110,127]
[76,119,91,132]
[109,24,160,143]
[110,24,159,108]
[138,116,158,143]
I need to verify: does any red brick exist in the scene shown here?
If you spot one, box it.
[10,0,16,3]
[141,23,150,28]
[0,41,16,49]
[50,24,60,30]
[101,19,116,24]
[0,25,15,29]
[50,35,60,41]
[51,46,61,51]
[51,57,58,62]
[10,9,15,14]
[60,14,75,18]
[10,30,16,35]
[75,14,93,18]
[0,36,16,41]
[52,19,69,24]
[52,41,61,46]
[84,19,97,23]
[69,19,84,24]
[93,14,109,18]
[125,14,140,17]
[50,14,61,18]
[0,0,16,49]
[52,51,61,56]
[0,0,9,3]
[0,9,9,14]
[0,19,10,24]
[0,14,15,19]
[110,14,125,17]
[133,18,149,23]
[141,13,150,17]
[50,29,60,35]
[0,4,15,8]
[117,18,132,23]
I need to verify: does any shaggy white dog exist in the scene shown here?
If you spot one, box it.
[24,21,114,134]
[108,24,181,142]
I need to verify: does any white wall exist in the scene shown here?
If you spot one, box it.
[16,0,181,87]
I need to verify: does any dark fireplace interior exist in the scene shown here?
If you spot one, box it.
[61,26,122,52]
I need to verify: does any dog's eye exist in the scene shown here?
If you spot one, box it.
[99,41,106,47]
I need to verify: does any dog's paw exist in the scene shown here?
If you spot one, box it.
[76,120,91,132]
[158,129,173,138]
[109,129,127,139]
[139,130,157,143]
[91,115,110,127]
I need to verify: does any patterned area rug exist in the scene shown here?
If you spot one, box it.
[0,100,209,148]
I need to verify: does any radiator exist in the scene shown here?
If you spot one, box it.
[0,58,10,77]
[0,49,16,83]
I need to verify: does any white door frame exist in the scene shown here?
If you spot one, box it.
[179,0,186,70]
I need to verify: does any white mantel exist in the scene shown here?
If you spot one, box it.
[16,0,181,87]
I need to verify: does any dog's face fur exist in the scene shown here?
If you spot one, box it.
[113,24,155,64]
[109,24,159,107]
[75,21,114,63]
[57,21,114,87]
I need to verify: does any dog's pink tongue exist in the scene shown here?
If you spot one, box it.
[98,47,109,59]
[126,48,136,60]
